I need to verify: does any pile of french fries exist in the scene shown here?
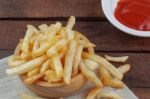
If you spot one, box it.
[6,16,131,99]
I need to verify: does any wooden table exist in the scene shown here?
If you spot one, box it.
[0,0,149,99]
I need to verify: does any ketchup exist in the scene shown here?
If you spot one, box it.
[115,0,150,31]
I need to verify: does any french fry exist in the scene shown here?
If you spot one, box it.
[82,52,123,80]
[40,59,51,73]
[66,16,75,29]
[45,70,62,83]
[98,92,123,99]
[58,27,67,39]
[29,35,37,46]
[47,39,68,57]
[79,59,103,87]
[27,25,39,34]
[52,54,63,78]
[72,45,83,76]
[75,31,94,54]
[8,55,26,67]
[21,52,32,60]
[6,55,47,75]
[118,64,131,74]
[64,40,77,84]
[65,28,75,40]
[32,35,56,58]
[8,60,27,67]
[99,66,124,88]
[27,68,40,77]
[32,35,40,51]
[86,87,101,99]
[14,39,22,55]
[77,39,96,48]
[84,58,98,70]
[46,22,62,35]
[22,28,34,53]
[25,73,44,84]
[105,55,129,62]
[38,24,48,33]
[59,45,68,58]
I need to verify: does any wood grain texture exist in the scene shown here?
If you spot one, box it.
[1,50,150,87]
[0,21,150,51]
[0,0,103,18]
[131,88,150,99]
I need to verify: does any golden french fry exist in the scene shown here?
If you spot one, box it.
[45,70,62,83]
[40,59,51,73]
[14,39,22,55]
[6,55,47,75]
[59,45,68,58]
[22,27,35,53]
[52,54,63,78]
[99,66,124,88]
[27,68,40,77]
[47,39,68,57]
[72,45,83,76]
[84,58,98,70]
[75,31,94,54]
[105,55,129,62]
[79,59,103,87]
[29,35,37,46]
[118,64,131,74]
[8,55,26,67]
[27,25,39,34]
[32,35,56,58]
[58,27,67,39]
[46,22,62,35]
[64,40,77,84]
[38,24,48,33]
[77,39,96,48]
[82,52,123,80]
[25,73,44,84]
[21,52,32,60]
[66,16,75,29]
[32,35,40,51]
[86,87,101,99]
[8,60,27,67]
[98,92,123,99]
[65,28,75,40]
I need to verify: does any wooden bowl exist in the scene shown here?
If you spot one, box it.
[20,73,86,98]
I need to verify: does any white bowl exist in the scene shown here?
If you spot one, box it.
[101,0,150,37]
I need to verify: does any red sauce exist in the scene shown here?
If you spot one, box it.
[115,0,150,31]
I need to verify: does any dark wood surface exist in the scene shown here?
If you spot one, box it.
[0,0,149,98]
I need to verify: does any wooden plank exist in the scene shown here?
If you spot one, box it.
[0,21,150,51]
[0,0,103,18]
[1,50,150,87]
[131,88,150,99]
